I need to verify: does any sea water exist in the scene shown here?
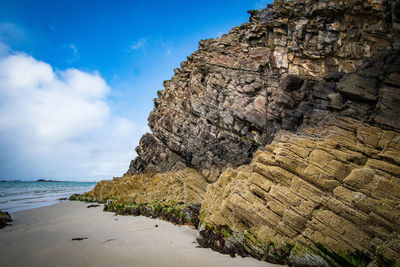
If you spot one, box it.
[0,181,96,213]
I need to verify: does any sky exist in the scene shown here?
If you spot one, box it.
[0,0,272,181]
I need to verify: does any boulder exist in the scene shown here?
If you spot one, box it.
[0,211,12,229]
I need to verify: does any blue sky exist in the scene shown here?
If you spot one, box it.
[0,0,272,181]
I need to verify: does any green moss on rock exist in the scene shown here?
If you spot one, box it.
[103,200,200,228]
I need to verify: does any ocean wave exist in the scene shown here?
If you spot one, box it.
[0,181,96,213]
[9,196,44,202]
[24,200,47,204]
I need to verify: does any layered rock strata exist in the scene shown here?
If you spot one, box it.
[199,114,400,266]
[76,168,207,205]
[79,0,400,265]
[72,168,207,227]
[127,0,395,181]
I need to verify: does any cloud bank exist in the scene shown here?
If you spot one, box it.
[0,45,138,181]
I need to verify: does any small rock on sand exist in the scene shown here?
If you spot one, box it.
[0,211,12,229]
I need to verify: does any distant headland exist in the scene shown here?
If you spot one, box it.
[36,179,57,182]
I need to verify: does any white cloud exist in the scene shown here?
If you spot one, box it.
[0,46,139,180]
[130,38,147,51]
[67,44,80,63]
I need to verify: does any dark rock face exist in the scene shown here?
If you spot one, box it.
[128,133,186,174]
[127,0,397,180]
[392,0,400,49]
[197,225,295,265]
[0,211,12,229]
[313,50,400,130]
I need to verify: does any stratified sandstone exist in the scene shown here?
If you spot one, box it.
[80,168,207,205]
[72,168,207,227]
[81,0,400,265]
[200,114,400,266]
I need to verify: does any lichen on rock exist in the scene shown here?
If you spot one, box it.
[74,168,208,207]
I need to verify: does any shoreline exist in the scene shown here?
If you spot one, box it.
[0,181,96,213]
[0,201,280,267]
[3,199,69,217]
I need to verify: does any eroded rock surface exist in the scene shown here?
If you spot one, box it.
[199,114,400,266]
[73,168,207,227]
[81,0,400,265]
[127,0,395,180]
[79,168,207,205]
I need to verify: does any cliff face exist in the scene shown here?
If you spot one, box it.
[201,114,400,266]
[127,0,396,181]
[81,0,400,265]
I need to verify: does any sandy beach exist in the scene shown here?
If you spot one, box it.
[0,201,280,267]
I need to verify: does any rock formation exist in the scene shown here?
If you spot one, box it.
[200,114,400,266]
[0,211,12,229]
[127,0,396,181]
[79,0,400,265]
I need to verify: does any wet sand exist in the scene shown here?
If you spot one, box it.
[0,201,280,267]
